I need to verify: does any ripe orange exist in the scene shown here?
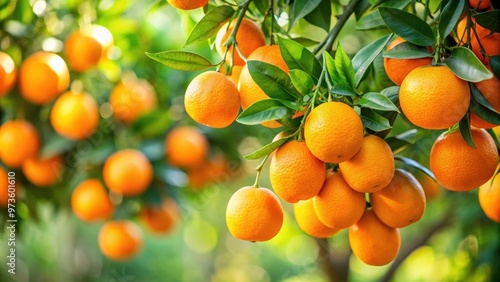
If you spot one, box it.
[0,120,40,168]
[478,165,500,222]
[0,167,20,207]
[187,154,228,190]
[238,45,289,128]
[383,37,432,86]
[220,64,243,86]
[19,51,69,104]
[22,155,63,187]
[71,179,114,222]
[400,65,470,129]
[98,220,143,261]
[415,171,442,200]
[270,140,325,203]
[103,149,153,196]
[294,198,339,238]
[469,0,490,9]
[167,0,208,10]
[370,169,426,228]
[339,135,395,193]
[304,102,364,163]
[0,51,16,96]
[110,78,157,124]
[165,126,209,169]
[456,17,490,44]
[349,208,401,266]
[471,67,500,128]
[226,186,283,242]
[65,25,113,72]
[139,197,180,235]
[471,33,500,64]
[216,18,266,66]
[50,91,100,140]
[313,171,366,229]
[184,71,240,128]
[430,127,498,191]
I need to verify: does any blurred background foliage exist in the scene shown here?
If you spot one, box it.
[0,0,499,281]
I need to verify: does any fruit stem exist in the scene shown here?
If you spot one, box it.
[423,0,431,20]
[222,0,253,62]
[253,154,269,188]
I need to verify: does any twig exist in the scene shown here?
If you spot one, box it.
[315,238,350,282]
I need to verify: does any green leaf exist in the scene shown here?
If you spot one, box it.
[459,112,476,149]
[291,0,323,28]
[237,99,293,125]
[289,69,315,95]
[77,141,115,166]
[381,86,400,102]
[352,34,392,87]
[445,47,493,82]
[357,92,400,112]
[474,10,500,33]
[490,56,500,79]
[356,10,386,30]
[244,138,289,160]
[140,139,165,161]
[394,156,435,180]
[247,60,301,101]
[360,108,392,132]
[278,37,322,79]
[146,51,214,71]
[379,7,435,46]
[354,0,372,20]
[330,85,357,97]
[470,91,500,125]
[13,0,33,24]
[438,0,465,38]
[383,42,433,59]
[324,52,343,86]
[291,37,321,47]
[335,43,356,89]
[40,135,75,159]
[472,84,498,113]
[131,109,172,137]
[385,129,417,153]
[185,5,235,46]
[304,0,332,32]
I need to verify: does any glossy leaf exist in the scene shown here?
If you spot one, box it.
[383,42,432,59]
[324,52,344,86]
[330,85,357,97]
[335,43,356,89]
[278,37,322,79]
[385,129,417,153]
[474,11,500,33]
[360,108,392,132]
[237,99,293,125]
[244,137,289,160]
[289,69,315,95]
[394,156,436,180]
[470,93,500,125]
[445,47,493,82]
[438,0,465,38]
[356,10,386,30]
[459,112,476,149]
[381,85,400,102]
[357,92,400,112]
[304,0,331,32]
[146,51,214,71]
[490,56,500,79]
[185,5,235,46]
[291,0,323,28]
[352,34,392,87]
[247,60,301,101]
[379,7,435,46]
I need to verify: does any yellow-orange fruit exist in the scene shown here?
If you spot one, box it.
[0,51,17,96]
[479,165,500,222]
[98,221,143,260]
[294,198,339,238]
[22,155,63,187]
[0,120,40,168]
[139,197,180,235]
[64,25,113,72]
[110,79,157,124]
[165,126,209,169]
[167,0,208,10]
[415,172,442,200]
[71,179,114,222]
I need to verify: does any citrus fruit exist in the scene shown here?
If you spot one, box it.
[304,101,364,163]
[0,120,40,168]
[64,25,113,72]
[98,220,143,261]
[430,127,498,191]
[471,67,500,128]
[456,17,490,44]
[19,51,69,104]
[103,149,153,196]
[471,33,500,64]
[478,166,500,222]
[313,171,366,229]
[109,78,157,124]
[339,135,395,193]
[370,169,426,228]
[0,167,20,207]
[184,71,240,128]
[50,91,100,140]
[294,198,339,238]
[383,37,432,86]
[187,154,228,190]
[270,140,325,203]
[139,197,180,235]
[469,0,490,9]
[400,65,470,129]
[165,126,209,169]
[0,51,17,96]
[226,186,283,242]
[22,155,63,187]
[415,171,442,200]
[71,179,114,222]
[216,18,266,66]
[167,0,208,10]
[220,64,243,86]
[349,208,401,266]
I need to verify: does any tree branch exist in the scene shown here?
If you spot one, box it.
[315,238,350,282]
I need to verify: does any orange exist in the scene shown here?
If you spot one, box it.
[165,126,209,169]
[187,154,228,190]
[304,102,364,163]
[216,18,266,66]
[238,45,289,128]
[103,149,153,196]
[98,220,143,261]
[415,171,442,200]
[226,186,283,242]
[456,17,490,44]
[400,65,470,129]
[478,165,500,222]
[185,71,240,128]
[0,167,20,207]
[110,78,157,124]
[0,120,40,168]
[270,140,325,203]
[370,169,426,228]
[339,135,395,193]
[471,67,500,128]
[220,64,243,86]
[294,198,339,238]
[430,127,498,191]
[383,37,432,86]
[50,91,100,140]
[64,25,113,72]
[167,0,208,10]
[313,171,366,229]
[22,155,63,187]
[0,51,16,96]
[71,179,114,222]
[19,51,69,104]
[139,197,180,235]
[471,33,500,64]
[349,208,401,266]
[469,0,490,9]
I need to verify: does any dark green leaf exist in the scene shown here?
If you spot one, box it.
[330,85,357,97]
[247,60,301,101]
[244,138,289,160]
[304,0,331,32]
[381,86,400,102]
[445,47,493,82]
[40,135,75,159]
[185,5,235,46]
[354,0,372,20]
[470,93,500,125]
[251,0,268,15]
[291,0,323,28]
[335,43,356,89]
[383,42,433,59]
[237,99,293,125]
[360,108,392,132]
[352,34,392,87]
[146,51,214,71]
[357,92,400,112]
[394,156,435,180]
[278,37,322,79]
[385,129,417,152]
[275,99,304,111]
[356,10,386,30]
[474,10,500,33]
[379,7,435,46]
[459,112,476,149]
[472,84,498,112]
[490,56,500,79]
[132,109,172,137]
[289,69,315,95]
[291,37,321,47]
[438,0,465,38]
